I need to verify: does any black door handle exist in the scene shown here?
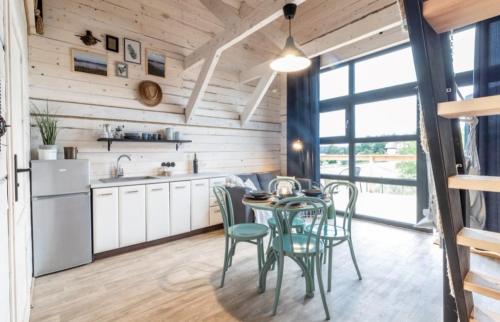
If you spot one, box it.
[14,154,30,202]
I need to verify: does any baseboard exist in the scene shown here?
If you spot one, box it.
[93,224,223,260]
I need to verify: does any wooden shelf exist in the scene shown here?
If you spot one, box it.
[457,228,500,254]
[423,0,500,33]
[438,95,500,119]
[464,271,500,300]
[448,175,500,193]
[97,138,192,151]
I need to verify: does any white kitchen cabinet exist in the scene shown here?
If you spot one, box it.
[191,179,209,230]
[119,185,146,247]
[146,183,170,241]
[170,181,191,235]
[93,187,119,253]
[209,177,226,226]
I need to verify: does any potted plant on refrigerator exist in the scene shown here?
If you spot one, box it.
[32,105,58,160]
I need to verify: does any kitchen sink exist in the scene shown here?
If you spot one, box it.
[99,176,158,183]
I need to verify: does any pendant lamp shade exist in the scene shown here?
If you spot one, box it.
[270,3,311,73]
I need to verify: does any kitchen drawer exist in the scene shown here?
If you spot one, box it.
[146,183,170,241]
[118,185,146,247]
[92,187,119,253]
[170,181,191,235]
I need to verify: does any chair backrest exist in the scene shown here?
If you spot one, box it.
[213,186,235,235]
[272,197,328,257]
[268,177,302,193]
[324,181,358,232]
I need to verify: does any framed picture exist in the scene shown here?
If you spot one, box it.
[71,49,107,76]
[106,35,119,52]
[146,49,166,78]
[115,62,128,78]
[124,38,141,64]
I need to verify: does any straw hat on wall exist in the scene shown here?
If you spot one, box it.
[138,80,163,107]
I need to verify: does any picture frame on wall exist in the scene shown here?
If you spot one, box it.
[146,49,166,78]
[115,62,128,78]
[124,38,141,64]
[106,35,119,52]
[71,49,107,76]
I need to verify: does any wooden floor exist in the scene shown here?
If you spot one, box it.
[30,220,444,322]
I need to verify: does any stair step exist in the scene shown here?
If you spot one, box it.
[464,271,500,300]
[448,175,500,193]
[457,228,500,254]
[471,306,500,322]
[438,95,500,118]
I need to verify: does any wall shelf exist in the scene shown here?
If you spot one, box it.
[97,138,192,151]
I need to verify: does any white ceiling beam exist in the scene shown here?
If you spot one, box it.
[184,0,306,71]
[239,3,402,84]
[240,70,278,125]
[185,49,221,122]
[183,0,306,123]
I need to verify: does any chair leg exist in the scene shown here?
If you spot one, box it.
[323,243,327,264]
[259,250,275,293]
[272,253,285,316]
[221,236,230,288]
[228,239,236,267]
[257,238,263,273]
[327,239,333,292]
[315,254,331,320]
[310,256,315,292]
[270,229,276,271]
[348,237,362,280]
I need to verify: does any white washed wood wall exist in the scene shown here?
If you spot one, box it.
[28,0,283,179]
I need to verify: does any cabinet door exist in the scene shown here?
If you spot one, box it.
[93,187,119,253]
[146,183,170,241]
[170,181,191,235]
[191,179,209,230]
[119,185,146,247]
[209,177,226,226]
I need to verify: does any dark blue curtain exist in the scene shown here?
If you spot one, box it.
[286,57,320,182]
[475,17,500,232]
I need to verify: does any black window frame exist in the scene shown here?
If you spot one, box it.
[319,42,473,230]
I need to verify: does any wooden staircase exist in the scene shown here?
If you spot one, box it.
[403,1,500,321]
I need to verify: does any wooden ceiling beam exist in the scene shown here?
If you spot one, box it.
[240,3,402,84]
[423,0,500,33]
[240,69,278,125]
[200,0,241,28]
[183,0,307,123]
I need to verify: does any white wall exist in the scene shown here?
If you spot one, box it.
[29,0,283,180]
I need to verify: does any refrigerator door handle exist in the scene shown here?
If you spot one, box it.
[32,192,90,201]
[15,154,31,202]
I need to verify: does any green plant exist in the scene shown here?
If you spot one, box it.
[32,105,58,145]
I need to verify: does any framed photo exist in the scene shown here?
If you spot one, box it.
[124,38,141,64]
[146,49,166,78]
[71,49,107,76]
[106,35,119,52]
[115,62,128,78]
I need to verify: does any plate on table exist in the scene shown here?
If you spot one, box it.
[302,189,323,197]
[244,191,271,201]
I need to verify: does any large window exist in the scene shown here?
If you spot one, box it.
[319,28,475,227]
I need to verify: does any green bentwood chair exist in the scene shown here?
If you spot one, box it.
[259,197,330,320]
[306,181,362,292]
[213,186,269,288]
[267,177,305,239]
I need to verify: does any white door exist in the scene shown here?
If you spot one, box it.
[119,185,146,247]
[191,179,209,230]
[170,181,191,235]
[146,183,170,241]
[4,1,31,321]
[0,3,11,319]
[93,188,119,253]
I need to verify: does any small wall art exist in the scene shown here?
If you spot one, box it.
[146,49,166,78]
[71,49,107,76]
[124,38,141,64]
[106,35,119,52]
[115,62,128,78]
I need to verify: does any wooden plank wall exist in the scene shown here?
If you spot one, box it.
[28,0,283,179]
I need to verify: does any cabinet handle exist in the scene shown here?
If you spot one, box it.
[195,183,206,187]
[175,186,186,189]
[126,190,139,194]
[98,193,113,197]
[151,188,163,191]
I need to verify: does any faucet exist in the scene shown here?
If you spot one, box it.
[115,154,131,178]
